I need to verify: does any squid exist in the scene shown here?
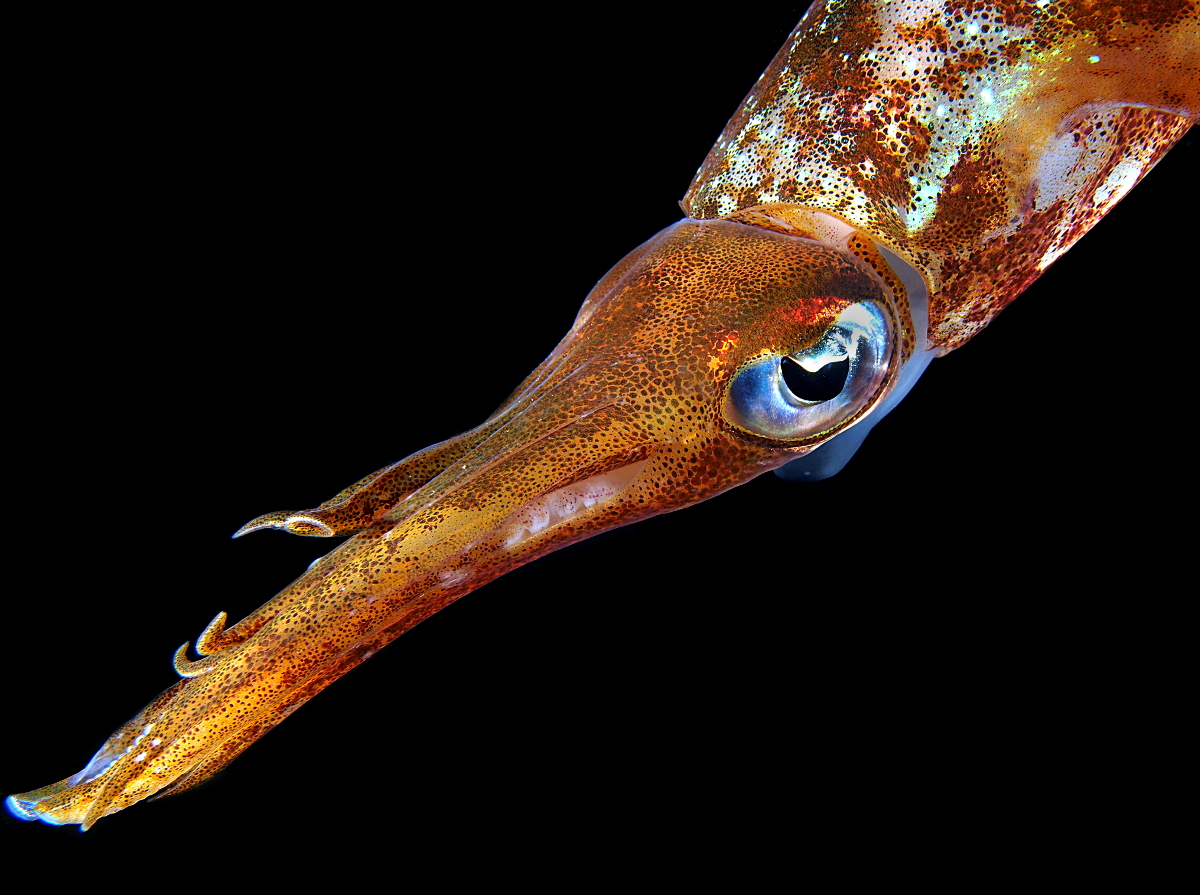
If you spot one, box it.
[6,0,1196,830]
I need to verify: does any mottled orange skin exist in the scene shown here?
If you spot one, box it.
[7,223,892,827]
[7,1,1195,827]
[685,0,1198,348]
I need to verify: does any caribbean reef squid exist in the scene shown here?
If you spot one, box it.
[7,0,1197,828]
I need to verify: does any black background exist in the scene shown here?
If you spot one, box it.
[2,3,1192,868]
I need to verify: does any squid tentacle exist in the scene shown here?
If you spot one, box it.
[5,0,1195,830]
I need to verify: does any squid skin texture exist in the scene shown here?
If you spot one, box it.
[2,2,1194,832]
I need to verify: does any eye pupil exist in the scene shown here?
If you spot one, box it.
[722,297,893,442]
[780,355,848,403]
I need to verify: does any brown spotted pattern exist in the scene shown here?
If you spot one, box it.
[7,222,895,826]
[13,1,1194,827]
[684,0,1198,349]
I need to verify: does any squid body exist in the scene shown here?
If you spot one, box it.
[5,1,1196,829]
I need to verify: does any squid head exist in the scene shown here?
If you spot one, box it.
[5,217,917,828]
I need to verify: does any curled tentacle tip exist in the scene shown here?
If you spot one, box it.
[232,510,333,538]
[194,611,229,656]
[232,510,291,538]
[172,641,193,676]
[172,641,220,678]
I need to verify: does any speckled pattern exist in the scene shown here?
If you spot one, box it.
[6,222,894,826]
[9,1,1195,828]
[685,0,1198,349]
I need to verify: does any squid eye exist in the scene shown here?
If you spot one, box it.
[722,300,893,441]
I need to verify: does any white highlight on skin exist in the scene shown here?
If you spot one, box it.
[1031,107,1163,271]
[437,568,473,588]
[502,460,648,549]
[1092,158,1142,211]
[59,722,162,789]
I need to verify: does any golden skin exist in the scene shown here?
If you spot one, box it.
[9,222,899,827]
[4,3,1195,830]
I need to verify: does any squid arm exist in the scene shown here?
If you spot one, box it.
[5,1,1196,829]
